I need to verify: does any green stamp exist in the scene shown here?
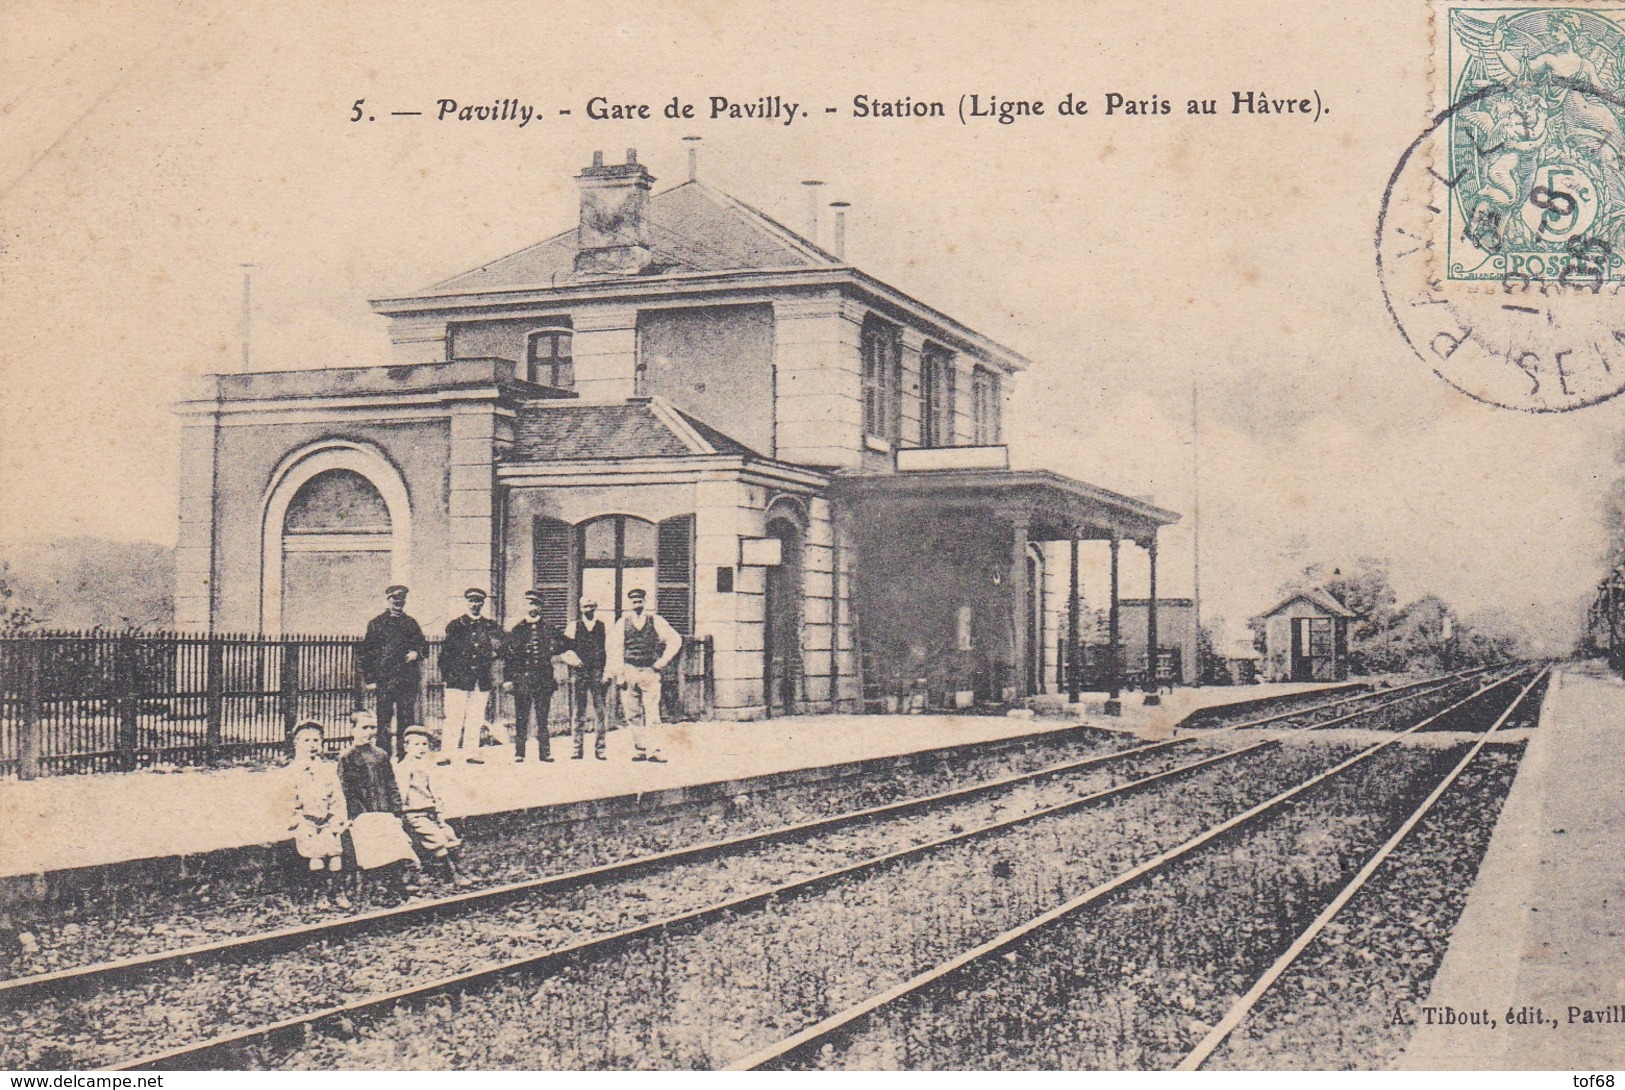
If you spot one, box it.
[1447,8,1625,281]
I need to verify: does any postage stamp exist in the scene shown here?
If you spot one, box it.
[1379,3,1625,412]
[1440,7,1625,283]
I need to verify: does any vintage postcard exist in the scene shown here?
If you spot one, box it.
[1,0,1623,1075]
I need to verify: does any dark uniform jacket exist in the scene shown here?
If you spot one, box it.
[359,611,427,689]
[501,618,573,693]
[338,743,402,815]
[441,614,504,691]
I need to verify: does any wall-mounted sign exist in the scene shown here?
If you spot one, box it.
[739,537,783,567]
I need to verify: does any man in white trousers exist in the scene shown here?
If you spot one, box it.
[606,587,682,763]
[439,588,504,764]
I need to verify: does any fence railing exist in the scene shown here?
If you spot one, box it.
[1055,643,1184,693]
[0,630,715,779]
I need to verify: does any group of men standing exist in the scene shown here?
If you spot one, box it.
[357,583,682,765]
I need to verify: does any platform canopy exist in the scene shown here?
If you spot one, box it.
[829,467,1179,546]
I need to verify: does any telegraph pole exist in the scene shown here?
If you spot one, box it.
[240,263,255,372]
[1192,379,1202,684]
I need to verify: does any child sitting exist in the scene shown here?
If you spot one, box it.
[395,728,471,887]
[288,720,352,910]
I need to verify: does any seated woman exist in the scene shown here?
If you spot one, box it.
[288,720,352,910]
[339,711,419,901]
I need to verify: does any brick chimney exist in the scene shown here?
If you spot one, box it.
[574,149,656,275]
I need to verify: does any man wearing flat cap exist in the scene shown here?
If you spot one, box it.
[606,587,682,763]
[441,588,504,764]
[501,589,574,762]
[358,585,427,759]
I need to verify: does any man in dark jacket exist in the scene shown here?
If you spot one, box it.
[442,588,504,765]
[501,589,573,763]
[358,585,427,759]
[563,594,611,760]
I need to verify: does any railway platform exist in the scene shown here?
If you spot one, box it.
[0,682,1331,882]
[1398,661,1625,1070]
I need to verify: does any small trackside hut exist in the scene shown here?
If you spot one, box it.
[1256,588,1355,683]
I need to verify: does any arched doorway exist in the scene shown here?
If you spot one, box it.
[279,470,392,635]
[764,514,805,717]
[260,443,411,635]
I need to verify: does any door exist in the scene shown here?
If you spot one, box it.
[764,518,803,716]
[1290,617,1311,682]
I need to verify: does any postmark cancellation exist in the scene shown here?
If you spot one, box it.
[1381,3,1625,411]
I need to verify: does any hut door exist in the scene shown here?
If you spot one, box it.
[764,518,804,717]
[1291,617,1334,682]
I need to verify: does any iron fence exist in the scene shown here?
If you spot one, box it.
[0,630,715,779]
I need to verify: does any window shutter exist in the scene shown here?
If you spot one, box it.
[532,517,573,628]
[657,515,695,634]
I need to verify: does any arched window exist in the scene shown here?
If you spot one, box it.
[284,469,391,534]
[527,327,574,389]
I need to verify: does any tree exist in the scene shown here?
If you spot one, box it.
[1273,557,1528,675]
[0,562,41,636]
[1196,620,1242,685]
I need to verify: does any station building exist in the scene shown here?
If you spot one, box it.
[174,149,1179,719]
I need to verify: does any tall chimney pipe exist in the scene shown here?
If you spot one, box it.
[829,201,850,260]
[682,135,701,181]
[801,180,825,245]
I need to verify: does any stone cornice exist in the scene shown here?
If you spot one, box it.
[371,267,1030,373]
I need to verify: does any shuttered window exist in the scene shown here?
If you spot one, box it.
[657,514,695,635]
[972,367,1002,445]
[535,514,695,633]
[921,344,957,448]
[861,316,902,442]
[531,517,573,628]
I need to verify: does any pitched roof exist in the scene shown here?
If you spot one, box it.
[508,397,758,463]
[1256,587,1358,620]
[428,181,839,294]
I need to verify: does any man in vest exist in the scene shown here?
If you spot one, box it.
[500,589,573,763]
[606,587,682,762]
[563,595,610,761]
[440,588,503,765]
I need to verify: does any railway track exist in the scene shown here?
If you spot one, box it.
[1175,665,1549,1069]
[0,667,1520,1070]
[733,665,1546,1070]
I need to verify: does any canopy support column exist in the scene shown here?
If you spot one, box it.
[1067,536,1081,704]
[1145,535,1161,706]
[1106,533,1122,716]
[1009,515,1030,702]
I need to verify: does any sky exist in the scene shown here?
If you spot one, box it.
[0,0,1616,652]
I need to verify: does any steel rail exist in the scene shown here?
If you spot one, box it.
[1218,666,1491,732]
[726,667,1528,1070]
[1174,664,1550,1070]
[109,669,1523,1071]
[1,669,1480,1009]
[1,736,1183,1007]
